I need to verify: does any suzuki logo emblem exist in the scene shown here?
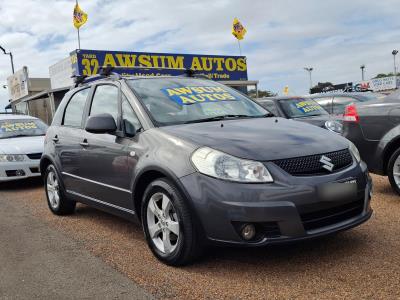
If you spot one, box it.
[320,155,334,172]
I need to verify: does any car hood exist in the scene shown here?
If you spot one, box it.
[160,118,350,161]
[293,115,330,128]
[0,135,45,155]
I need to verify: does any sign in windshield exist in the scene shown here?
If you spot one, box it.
[0,119,48,139]
[161,86,238,105]
[279,99,328,118]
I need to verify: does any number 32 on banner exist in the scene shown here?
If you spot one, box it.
[82,58,99,76]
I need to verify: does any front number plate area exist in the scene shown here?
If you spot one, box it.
[318,179,357,201]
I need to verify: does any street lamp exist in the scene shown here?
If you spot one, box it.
[360,64,365,81]
[0,46,15,74]
[304,67,313,92]
[393,50,398,89]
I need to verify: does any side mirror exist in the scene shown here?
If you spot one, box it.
[85,113,117,134]
[123,119,136,137]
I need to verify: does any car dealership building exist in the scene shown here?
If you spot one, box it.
[7,49,258,124]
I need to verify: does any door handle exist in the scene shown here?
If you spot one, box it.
[80,139,89,147]
[52,135,59,143]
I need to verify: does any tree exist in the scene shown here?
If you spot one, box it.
[373,72,400,78]
[248,89,277,98]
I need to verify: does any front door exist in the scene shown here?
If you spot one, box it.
[77,84,140,212]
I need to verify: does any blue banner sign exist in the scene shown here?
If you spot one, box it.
[70,49,248,81]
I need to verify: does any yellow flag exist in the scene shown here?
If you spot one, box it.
[232,18,247,40]
[283,86,289,95]
[73,3,88,29]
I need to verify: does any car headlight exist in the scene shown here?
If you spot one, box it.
[348,141,361,163]
[0,154,25,162]
[191,147,273,183]
[325,120,343,134]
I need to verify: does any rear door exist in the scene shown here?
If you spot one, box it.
[77,83,140,212]
[56,87,91,191]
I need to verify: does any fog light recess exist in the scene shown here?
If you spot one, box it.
[241,224,256,241]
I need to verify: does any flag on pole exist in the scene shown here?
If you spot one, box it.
[232,18,247,40]
[283,86,289,95]
[73,3,88,29]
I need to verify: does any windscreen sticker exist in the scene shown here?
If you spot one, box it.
[161,86,238,105]
[295,101,322,113]
[0,121,38,132]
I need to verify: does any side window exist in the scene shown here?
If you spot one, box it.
[260,101,278,115]
[90,85,119,124]
[63,88,90,127]
[122,94,142,137]
[332,97,357,115]
[313,97,332,113]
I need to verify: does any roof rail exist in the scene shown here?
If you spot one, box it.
[70,66,211,88]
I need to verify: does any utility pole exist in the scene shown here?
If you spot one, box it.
[392,50,398,88]
[304,67,313,92]
[360,64,365,81]
[0,46,15,74]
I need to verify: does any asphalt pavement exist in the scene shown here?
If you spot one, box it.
[0,179,153,300]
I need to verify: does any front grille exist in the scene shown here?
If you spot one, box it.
[300,199,364,231]
[27,153,42,160]
[272,149,352,176]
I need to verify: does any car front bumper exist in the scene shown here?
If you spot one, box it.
[0,160,41,182]
[179,160,372,246]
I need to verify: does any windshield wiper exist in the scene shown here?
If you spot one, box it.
[184,114,267,124]
[6,134,44,138]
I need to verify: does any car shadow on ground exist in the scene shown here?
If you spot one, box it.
[0,177,43,191]
[70,202,370,269]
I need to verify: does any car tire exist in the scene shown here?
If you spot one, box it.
[141,178,203,266]
[44,164,76,215]
[387,148,400,195]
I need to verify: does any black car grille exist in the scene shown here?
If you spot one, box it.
[27,153,42,160]
[300,199,364,231]
[272,149,353,176]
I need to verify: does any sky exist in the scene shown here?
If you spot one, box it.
[0,0,399,109]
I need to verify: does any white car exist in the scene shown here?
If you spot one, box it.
[0,114,48,182]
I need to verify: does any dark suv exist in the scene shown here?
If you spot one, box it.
[41,75,372,265]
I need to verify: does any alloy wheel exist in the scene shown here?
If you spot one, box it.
[47,170,60,209]
[146,192,180,254]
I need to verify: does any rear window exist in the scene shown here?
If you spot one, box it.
[278,98,328,118]
[0,118,48,139]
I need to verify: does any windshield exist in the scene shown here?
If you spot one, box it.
[278,98,328,118]
[127,78,268,126]
[0,118,48,139]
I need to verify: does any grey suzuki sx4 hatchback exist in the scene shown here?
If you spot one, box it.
[41,75,372,266]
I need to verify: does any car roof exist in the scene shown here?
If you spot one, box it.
[308,92,381,98]
[0,114,37,121]
[258,96,308,101]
